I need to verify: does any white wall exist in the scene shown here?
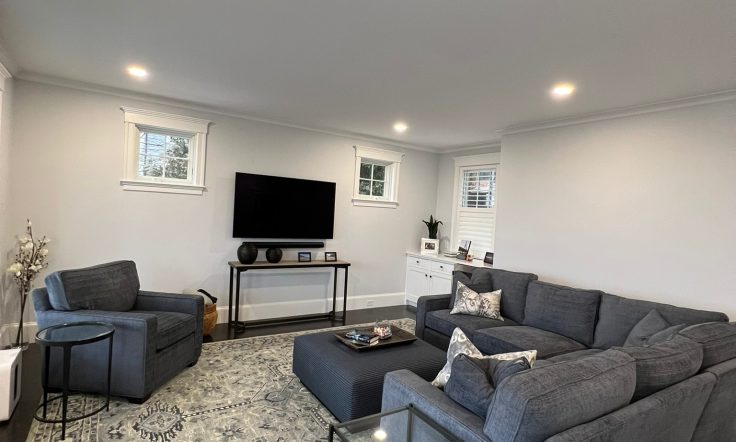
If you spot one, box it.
[434,146,501,252]
[7,80,440,322]
[495,100,736,319]
[0,73,15,345]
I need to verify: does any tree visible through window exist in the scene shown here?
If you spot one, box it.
[138,132,191,180]
[358,161,386,197]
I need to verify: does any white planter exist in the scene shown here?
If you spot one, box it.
[420,238,439,255]
[0,348,21,421]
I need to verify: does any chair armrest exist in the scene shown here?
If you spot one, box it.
[135,291,203,316]
[32,288,53,312]
[415,294,451,339]
[382,370,489,442]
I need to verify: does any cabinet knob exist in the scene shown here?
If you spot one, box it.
[429,275,433,278]
[439,265,444,269]
[416,260,420,264]
[425,274,428,277]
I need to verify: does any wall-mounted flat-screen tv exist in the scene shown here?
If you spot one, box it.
[233,172,336,239]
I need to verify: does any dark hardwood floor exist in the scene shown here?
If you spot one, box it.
[0,305,415,441]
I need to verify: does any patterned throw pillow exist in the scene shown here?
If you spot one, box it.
[450,281,503,320]
[431,327,537,388]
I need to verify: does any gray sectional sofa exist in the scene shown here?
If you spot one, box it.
[387,267,736,441]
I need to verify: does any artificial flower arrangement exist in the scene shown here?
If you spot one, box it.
[6,219,50,348]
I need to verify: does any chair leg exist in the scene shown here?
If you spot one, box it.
[128,394,151,405]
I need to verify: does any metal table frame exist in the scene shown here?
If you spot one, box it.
[228,260,351,331]
[34,321,114,440]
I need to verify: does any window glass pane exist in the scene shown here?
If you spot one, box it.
[166,136,190,159]
[461,168,496,208]
[360,162,372,179]
[373,164,386,180]
[372,180,384,196]
[165,159,189,179]
[139,132,165,157]
[359,179,372,195]
[139,155,164,177]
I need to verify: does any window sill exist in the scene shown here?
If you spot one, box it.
[351,198,399,208]
[120,179,206,195]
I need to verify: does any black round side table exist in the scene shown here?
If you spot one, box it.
[34,321,115,440]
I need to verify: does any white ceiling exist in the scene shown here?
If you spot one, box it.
[1,1,734,150]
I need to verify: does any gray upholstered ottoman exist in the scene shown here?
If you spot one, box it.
[293,330,446,422]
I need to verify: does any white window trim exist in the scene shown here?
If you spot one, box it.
[352,145,404,208]
[121,107,211,195]
[450,153,500,253]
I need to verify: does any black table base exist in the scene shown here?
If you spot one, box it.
[228,260,351,333]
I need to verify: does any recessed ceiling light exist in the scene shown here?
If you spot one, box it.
[126,65,148,79]
[550,82,575,99]
[393,122,408,133]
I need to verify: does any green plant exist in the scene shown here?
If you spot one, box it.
[422,215,443,239]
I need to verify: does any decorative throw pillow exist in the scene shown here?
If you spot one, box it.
[444,354,531,418]
[624,309,686,347]
[431,327,537,388]
[450,282,503,321]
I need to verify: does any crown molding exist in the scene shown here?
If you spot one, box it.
[499,89,736,136]
[0,62,10,81]
[15,71,442,154]
[441,140,502,154]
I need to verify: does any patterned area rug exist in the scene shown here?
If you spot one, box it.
[27,319,416,441]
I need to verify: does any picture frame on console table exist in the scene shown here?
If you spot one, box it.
[457,239,471,260]
[298,252,312,262]
[324,252,337,262]
[420,238,439,255]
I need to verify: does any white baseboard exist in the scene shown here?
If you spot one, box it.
[0,322,39,347]
[215,291,406,323]
[405,294,419,307]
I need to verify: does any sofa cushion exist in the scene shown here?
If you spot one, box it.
[593,293,728,349]
[425,309,516,337]
[473,326,586,359]
[678,322,736,368]
[646,324,688,345]
[444,354,530,418]
[130,310,196,350]
[432,328,537,388]
[488,268,538,323]
[450,282,503,320]
[523,281,601,347]
[484,349,636,442]
[546,349,604,363]
[45,260,140,311]
[624,309,672,347]
[616,335,703,400]
[451,270,492,308]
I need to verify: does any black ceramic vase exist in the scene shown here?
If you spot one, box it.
[265,247,283,263]
[237,242,258,264]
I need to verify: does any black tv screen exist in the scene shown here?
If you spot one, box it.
[233,173,336,239]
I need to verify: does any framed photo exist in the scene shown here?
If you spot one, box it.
[324,252,337,262]
[420,238,439,255]
[484,252,494,265]
[457,240,472,260]
[298,252,312,262]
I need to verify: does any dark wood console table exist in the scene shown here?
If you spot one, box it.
[227,260,351,331]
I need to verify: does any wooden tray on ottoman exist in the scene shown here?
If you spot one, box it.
[334,326,417,351]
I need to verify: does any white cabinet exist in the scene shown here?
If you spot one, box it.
[405,255,454,305]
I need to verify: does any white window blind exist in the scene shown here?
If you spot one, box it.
[455,166,496,257]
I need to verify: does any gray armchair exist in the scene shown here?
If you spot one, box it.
[32,260,203,402]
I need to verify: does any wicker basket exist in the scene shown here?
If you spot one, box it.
[203,303,218,336]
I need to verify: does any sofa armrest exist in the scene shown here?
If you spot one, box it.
[415,294,451,339]
[135,291,204,358]
[34,309,158,397]
[382,370,489,442]
[32,287,53,312]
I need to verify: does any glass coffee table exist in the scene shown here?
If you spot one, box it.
[329,404,461,442]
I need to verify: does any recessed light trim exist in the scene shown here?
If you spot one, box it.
[126,65,148,79]
[550,82,575,99]
[393,121,408,133]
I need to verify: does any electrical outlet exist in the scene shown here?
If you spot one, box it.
[365,300,375,307]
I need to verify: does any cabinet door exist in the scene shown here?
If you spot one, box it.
[406,266,429,298]
[429,272,453,296]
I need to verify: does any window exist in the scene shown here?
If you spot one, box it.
[451,153,500,258]
[352,145,404,208]
[121,107,210,195]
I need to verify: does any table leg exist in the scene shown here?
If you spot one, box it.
[235,269,242,330]
[106,334,114,411]
[61,345,71,440]
[342,267,348,325]
[42,345,49,419]
[332,266,338,319]
[228,266,234,326]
